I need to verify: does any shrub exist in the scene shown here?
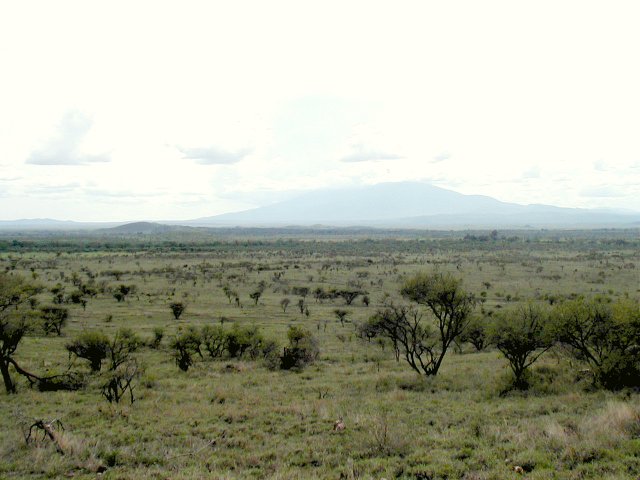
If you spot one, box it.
[201,325,226,358]
[40,306,69,336]
[149,327,164,349]
[170,327,202,371]
[225,325,263,359]
[552,297,640,389]
[280,326,319,370]
[66,331,110,372]
[169,302,186,320]
[490,303,553,389]
[460,315,489,351]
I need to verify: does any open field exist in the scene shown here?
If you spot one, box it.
[1,230,640,479]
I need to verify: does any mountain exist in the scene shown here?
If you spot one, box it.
[100,222,186,234]
[189,182,640,228]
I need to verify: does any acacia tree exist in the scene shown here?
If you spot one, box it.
[334,309,349,326]
[169,302,186,320]
[552,297,640,389]
[0,273,40,393]
[66,331,110,371]
[280,297,291,313]
[40,306,69,336]
[460,315,490,351]
[490,303,553,388]
[399,272,476,375]
[366,302,433,374]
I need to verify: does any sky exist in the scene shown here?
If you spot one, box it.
[1,0,640,222]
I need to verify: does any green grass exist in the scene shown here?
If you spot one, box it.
[1,233,639,478]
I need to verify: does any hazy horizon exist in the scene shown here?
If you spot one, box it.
[2,1,640,222]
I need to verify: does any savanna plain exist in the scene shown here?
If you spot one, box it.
[1,230,640,480]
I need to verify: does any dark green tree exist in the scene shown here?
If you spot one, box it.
[490,303,553,388]
[399,272,476,375]
[169,302,186,320]
[0,273,40,393]
[552,297,640,389]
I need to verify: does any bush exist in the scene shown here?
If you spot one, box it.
[169,302,186,320]
[40,306,69,336]
[460,315,489,351]
[280,326,319,370]
[66,331,110,372]
[170,327,202,371]
[490,303,553,389]
[201,325,226,358]
[225,325,264,359]
[552,297,640,389]
[149,327,164,349]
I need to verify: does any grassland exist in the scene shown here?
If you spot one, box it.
[1,230,639,479]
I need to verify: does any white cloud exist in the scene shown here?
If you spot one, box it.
[1,1,640,219]
[26,111,110,165]
[177,145,252,165]
[340,145,403,163]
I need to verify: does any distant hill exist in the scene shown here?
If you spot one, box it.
[100,222,189,234]
[188,182,640,228]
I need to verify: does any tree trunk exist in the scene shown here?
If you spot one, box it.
[0,358,16,393]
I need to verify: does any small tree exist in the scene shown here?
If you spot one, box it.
[460,315,489,351]
[222,284,233,304]
[250,289,263,306]
[113,284,134,303]
[280,326,319,370]
[201,325,226,358]
[399,272,476,375]
[107,328,140,371]
[101,359,139,404]
[149,327,164,349]
[40,306,69,336]
[334,309,349,326]
[66,331,110,371]
[366,302,435,374]
[280,297,291,313]
[552,297,640,389]
[169,302,186,320]
[171,327,202,371]
[490,303,553,389]
[336,289,363,306]
[225,325,264,359]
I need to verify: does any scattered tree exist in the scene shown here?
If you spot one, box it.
[40,306,69,336]
[201,324,226,358]
[490,303,553,389]
[461,315,489,351]
[171,327,202,371]
[552,297,640,389]
[169,302,186,320]
[335,289,363,306]
[280,326,319,370]
[280,297,291,313]
[334,309,349,326]
[399,272,476,375]
[0,273,40,393]
[66,331,110,372]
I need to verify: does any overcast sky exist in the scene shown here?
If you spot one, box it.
[1,1,640,221]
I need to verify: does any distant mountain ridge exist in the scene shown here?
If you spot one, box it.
[189,182,640,228]
[2,182,639,230]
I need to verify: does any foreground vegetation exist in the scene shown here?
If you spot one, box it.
[1,229,639,479]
